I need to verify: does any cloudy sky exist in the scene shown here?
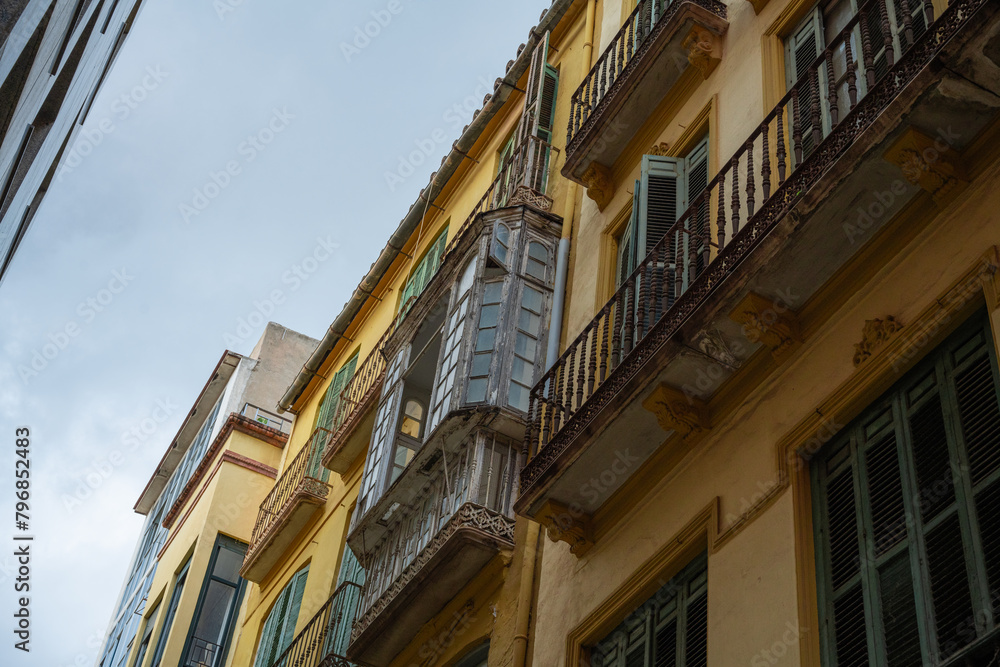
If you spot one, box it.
[0,1,549,665]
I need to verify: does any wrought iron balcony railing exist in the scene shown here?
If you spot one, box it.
[265,581,361,667]
[449,133,555,251]
[523,0,963,479]
[241,403,291,433]
[245,427,331,563]
[567,0,726,150]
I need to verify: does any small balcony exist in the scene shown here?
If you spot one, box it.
[265,581,361,667]
[240,403,291,434]
[517,0,1000,550]
[562,0,728,188]
[241,428,331,582]
[346,432,518,666]
[322,334,391,474]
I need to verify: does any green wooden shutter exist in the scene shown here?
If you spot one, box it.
[685,139,710,276]
[785,8,823,159]
[617,180,642,288]
[640,155,683,260]
[519,30,551,143]
[277,568,309,654]
[252,587,289,667]
[537,65,559,142]
[399,229,448,315]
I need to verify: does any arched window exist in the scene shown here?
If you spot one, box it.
[399,399,425,439]
[525,241,549,282]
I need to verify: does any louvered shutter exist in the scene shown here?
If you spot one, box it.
[684,140,710,276]
[640,155,683,259]
[275,567,309,659]
[519,31,551,143]
[786,8,823,160]
[617,180,641,288]
[253,585,291,667]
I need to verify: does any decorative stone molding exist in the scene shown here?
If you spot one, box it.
[747,0,770,14]
[649,142,671,156]
[508,184,554,212]
[581,162,614,211]
[682,24,723,79]
[883,127,968,205]
[979,248,1000,311]
[642,384,710,439]
[853,316,905,367]
[537,500,594,556]
[729,291,802,361]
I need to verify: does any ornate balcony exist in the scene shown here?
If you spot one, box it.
[241,428,331,582]
[562,0,728,197]
[322,334,391,475]
[345,433,518,666]
[517,0,1000,551]
[265,581,361,667]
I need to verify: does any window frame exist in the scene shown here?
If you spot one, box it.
[149,557,192,667]
[178,535,248,667]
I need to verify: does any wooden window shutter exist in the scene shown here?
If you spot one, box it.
[640,155,683,261]
[273,567,309,660]
[519,31,551,143]
[253,585,291,667]
[537,65,559,141]
[617,180,642,288]
[785,8,823,158]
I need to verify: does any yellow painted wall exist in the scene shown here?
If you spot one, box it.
[133,428,283,667]
[531,110,1000,663]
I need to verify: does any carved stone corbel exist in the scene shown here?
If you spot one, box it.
[642,384,710,439]
[979,249,1000,312]
[729,291,802,361]
[581,161,614,211]
[883,127,968,205]
[747,0,771,14]
[649,142,671,157]
[853,316,905,367]
[682,24,722,79]
[537,500,594,556]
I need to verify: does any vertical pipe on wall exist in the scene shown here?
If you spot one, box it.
[546,0,598,371]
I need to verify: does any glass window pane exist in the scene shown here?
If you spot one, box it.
[512,357,535,385]
[190,580,236,654]
[467,378,488,403]
[529,241,548,261]
[212,549,242,584]
[471,353,492,376]
[476,328,496,352]
[526,259,546,281]
[483,282,503,304]
[515,333,537,362]
[522,286,543,313]
[479,304,500,328]
[508,382,529,412]
[519,310,541,335]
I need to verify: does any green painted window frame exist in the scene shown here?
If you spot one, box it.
[149,557,191,667]
[812,311,1000,665]
[178,535,248,667]
[589,552,708,667]
[132,599,160,667]
[398,229,448,316]
[251,565,310,667]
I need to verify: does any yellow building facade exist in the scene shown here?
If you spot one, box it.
[104,0,1000,666]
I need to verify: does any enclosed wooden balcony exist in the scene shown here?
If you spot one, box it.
[241,428,331,582]
[346,433,518,666]
[517,0,1000,552]
[562,0,728,187]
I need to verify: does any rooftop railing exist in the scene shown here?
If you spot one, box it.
[241,403,291,433]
